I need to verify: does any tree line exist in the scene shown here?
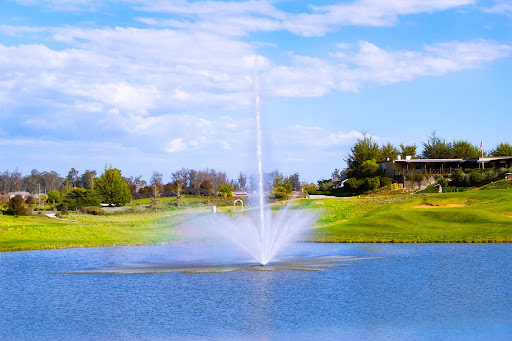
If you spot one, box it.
[0,166,303,197]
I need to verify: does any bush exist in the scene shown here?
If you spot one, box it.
[344,178,362,192]
[85,206,106,215]
[469,171,483,185]
[5,195,31,216]
[451,170,468,187]
[61,188,102,210]
[61,205,69,215]
[47,190,60,203]
[379,177,392,187]
[363,177,380,191]
[437,178,449,188]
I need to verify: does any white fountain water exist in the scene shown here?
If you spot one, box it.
[187,88,315,266]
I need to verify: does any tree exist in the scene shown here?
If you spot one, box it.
[400,143,417,159]
[358,159,379,178]
[65,168,80,188]
[61,188,102,210]
[422,131,452,159]
[5,195,31,215]
[200,180,213,196]
[380,142,399,160]
[47,190,60,203]
[150,171,163,187]
[289,173,301,191]
[451,140,480,158]
[217,183,234,198]
[238,172,247,191]
[345,133,381,177]
[94,167,131,206]
[489,142,512,156]
[79,170,97,189]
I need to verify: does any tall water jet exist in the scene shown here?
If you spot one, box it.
[255,93,267,265]
[184,71,315,266]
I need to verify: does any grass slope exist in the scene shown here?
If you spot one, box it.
[0,209,190,252]
[313,189,512,243]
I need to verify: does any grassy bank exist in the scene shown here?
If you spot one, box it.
[311,189,512,243]
[2,189,511,252]
[0,209,192,252]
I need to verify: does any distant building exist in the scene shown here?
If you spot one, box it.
[378,156,512,189]
[8,191,31,199]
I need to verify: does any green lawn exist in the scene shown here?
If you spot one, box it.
[312,189,512,243]
[0,208,197,252]
[2,189,511,252]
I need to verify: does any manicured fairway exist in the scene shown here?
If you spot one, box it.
[2,189,511,251]
[311,189,512,243]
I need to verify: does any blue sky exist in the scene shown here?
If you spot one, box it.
[1,0,511,183]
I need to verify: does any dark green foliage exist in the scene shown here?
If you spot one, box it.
[363,177,380,190]
[469,171,483,184]
[399,143,417,158]
[94,167,131,206]
[451,170,468,187]
[437,178,449,188]
[380,177,392,187]
[489,142,512,156]
[344,178,363,191]
[380,142,399,160]
[5,195,31,215]
[318,181,334,191]
[451,140,480,158]
[61,188,102,210]
[358,159,379,178]
[422,131,452,159]
[345,133,381,176]
[47,190,60,203]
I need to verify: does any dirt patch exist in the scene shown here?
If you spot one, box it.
[413,204,467,209]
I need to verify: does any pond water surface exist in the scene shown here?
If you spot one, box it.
[1,243,511,340]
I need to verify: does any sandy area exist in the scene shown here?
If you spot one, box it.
[413,204,467,209]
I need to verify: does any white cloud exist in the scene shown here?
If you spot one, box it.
[165,138,188,153]
[481,1,512,16]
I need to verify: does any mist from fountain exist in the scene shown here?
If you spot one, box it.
[184,83,315,266]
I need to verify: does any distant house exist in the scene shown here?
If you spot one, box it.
[378,156,512,188]
[8,191,31,199]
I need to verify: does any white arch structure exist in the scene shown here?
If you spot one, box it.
[234,199,244,212]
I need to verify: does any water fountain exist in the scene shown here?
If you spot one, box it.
[192,90,315,266]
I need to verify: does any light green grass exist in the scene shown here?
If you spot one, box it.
[312,189,512,243]
[0,209,200,252]
[2,189,511,252]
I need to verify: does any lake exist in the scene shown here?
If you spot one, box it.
[1,243,511,340]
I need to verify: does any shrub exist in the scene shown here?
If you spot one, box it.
[469,171,483,185]
[47,190,60,203]
[363,177,380,191]
[85,206,106,215]
[344,178,362,192]
[451,170,468,187]
[437,178,449,188]
[5,195,31,216]
[61,205,69,215]
[379,177,392,187]
[61,188,102,210]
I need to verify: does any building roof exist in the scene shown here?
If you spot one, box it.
[384,156,512,164]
